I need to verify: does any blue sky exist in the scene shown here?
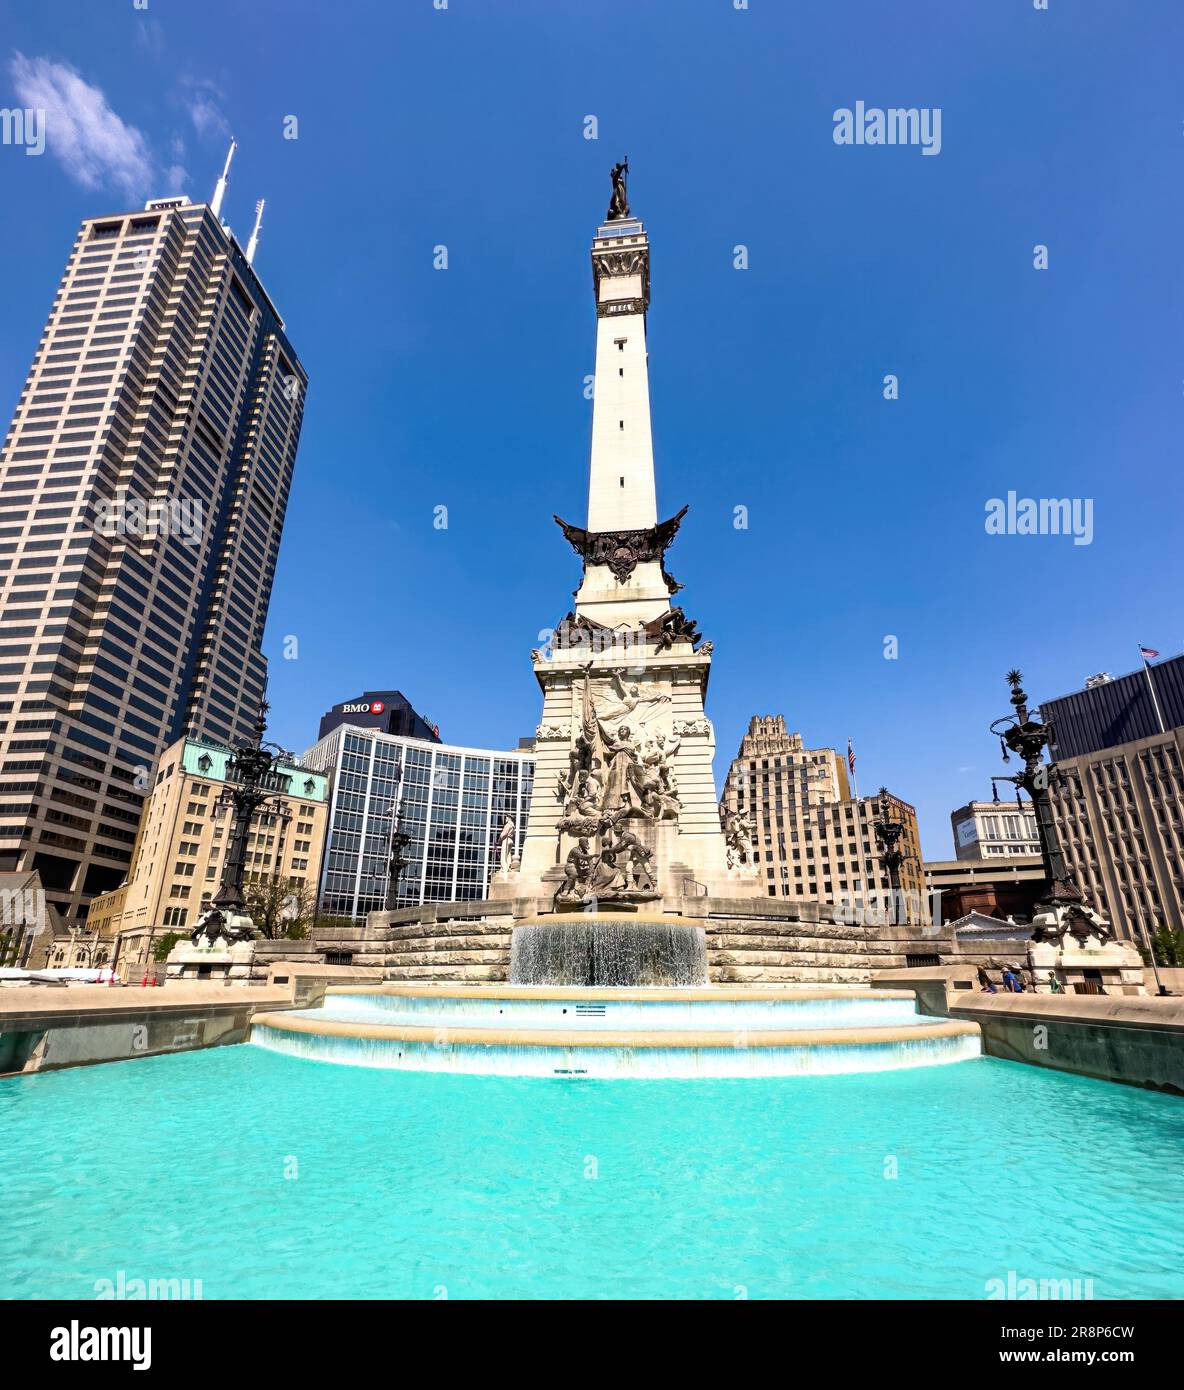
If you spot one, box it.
[1,0,1181,858]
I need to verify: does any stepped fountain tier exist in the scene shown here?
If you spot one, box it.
[250,985,982,1080]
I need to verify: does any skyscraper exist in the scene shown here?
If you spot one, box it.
[0,170,307,923]
[718,715,925,912]
[1036,659,1184,941]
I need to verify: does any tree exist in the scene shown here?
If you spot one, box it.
[242,873,317,940]
[153,931,181,963]
[1141,926,1184,969]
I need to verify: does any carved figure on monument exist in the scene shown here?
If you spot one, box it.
[643,730,681,792]
[643,606,702,651]
[611,827,656,893]
[724,810,754,869]
[587,846,629,897]
[642,782,681,821]
[597,670,671,725]
[495,814,516,873]
[599,722,647,815]
[554,838,596,905]
[571,764,603,816]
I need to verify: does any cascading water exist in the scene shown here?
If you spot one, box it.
[509,914,708,987]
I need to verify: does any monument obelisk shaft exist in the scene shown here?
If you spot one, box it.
[494,169,758,909]
[572,210,673,629]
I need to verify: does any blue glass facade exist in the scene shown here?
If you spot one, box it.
[304,726,534,920]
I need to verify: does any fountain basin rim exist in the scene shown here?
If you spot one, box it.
[322,984,923,1003]
[515,912,702,927]
[252,1012,980,1050]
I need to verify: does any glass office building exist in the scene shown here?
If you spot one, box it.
[303,725,535,919]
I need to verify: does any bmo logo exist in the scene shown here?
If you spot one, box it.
[343,700,384,715]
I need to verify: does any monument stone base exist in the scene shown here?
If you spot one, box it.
[166,938,256,983]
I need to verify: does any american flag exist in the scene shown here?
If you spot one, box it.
[847,738,856,776]
[1139,646,1160,662]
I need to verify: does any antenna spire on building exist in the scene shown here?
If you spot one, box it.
[246,198,265,264]
[211,139,236,219]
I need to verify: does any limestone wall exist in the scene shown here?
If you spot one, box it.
[311,899,959,989]
[314,904,517,985]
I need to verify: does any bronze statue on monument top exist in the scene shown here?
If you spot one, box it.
[607,159,630,220]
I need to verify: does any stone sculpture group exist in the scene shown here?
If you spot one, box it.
[551,665,682,905]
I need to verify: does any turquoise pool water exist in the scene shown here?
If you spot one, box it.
[2,1047,1182,1299]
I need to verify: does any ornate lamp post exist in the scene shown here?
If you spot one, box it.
[197,701,292,943]
[872,787,908,924]
[988,670,1084,929]
[384,753,413,913]
[385,807,413,912]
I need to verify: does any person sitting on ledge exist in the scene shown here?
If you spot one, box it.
[976,965,997,994]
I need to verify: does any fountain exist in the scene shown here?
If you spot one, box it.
[248,170,983,1082]
[249,984,980,1080]
[509,914,707,987]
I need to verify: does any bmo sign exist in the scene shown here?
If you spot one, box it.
[317,691,440,744]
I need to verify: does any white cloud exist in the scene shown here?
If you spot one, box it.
[188,87,230,141]
[10,52,152,200]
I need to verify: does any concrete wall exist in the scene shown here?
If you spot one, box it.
[954,996,1184,1095]
[0,982,301,1076]
[873,966,1184,1095]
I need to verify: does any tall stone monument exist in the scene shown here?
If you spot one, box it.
[341,168,953,988]
[492,169,761,916]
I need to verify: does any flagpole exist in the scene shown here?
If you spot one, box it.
[848,738,872,916]
[1138,645,1166,735]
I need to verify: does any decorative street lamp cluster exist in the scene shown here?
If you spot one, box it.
[989,669,1085,923]
[383,749,414,913]
[987,669,1117,947]
[191,701,292,946]
[385,808,413,912]
[872,787,913,924]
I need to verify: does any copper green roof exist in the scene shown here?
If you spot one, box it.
[181,739,328,802]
